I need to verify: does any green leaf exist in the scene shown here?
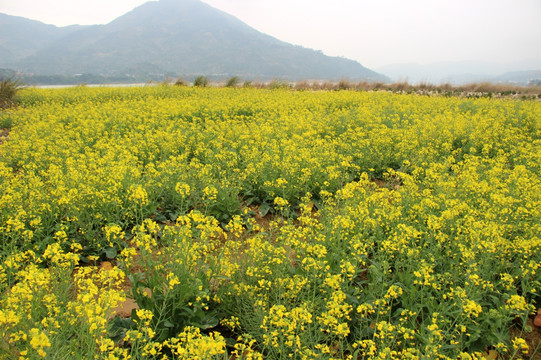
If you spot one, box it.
[103,247,117,259]
[163,320,175,328]
[259,202,271,217]
[108,316,133,342]
[224,337,237,348]
[154,212,167,223]
[198,315,219,330]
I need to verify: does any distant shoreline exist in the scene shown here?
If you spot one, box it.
[29,83,153,89]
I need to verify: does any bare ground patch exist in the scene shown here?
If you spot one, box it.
[0,128,9,145]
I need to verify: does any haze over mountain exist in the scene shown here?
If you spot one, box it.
[0,14,89,63]
[376,59,541,85]
[0,0,388,82]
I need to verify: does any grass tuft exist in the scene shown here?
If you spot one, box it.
[193,75,209,87]
[225,76,240,88]
[174,78,187,86]
[0,77,23,110]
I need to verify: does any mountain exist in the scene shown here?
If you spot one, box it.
[493,70,541,85]
[0,0,388,82]
[376,60,541,85]
[0,13,88,67]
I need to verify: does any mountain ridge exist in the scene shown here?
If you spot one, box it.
[0,13,88,64]
[376,60,541,85]
[0,0,389,82]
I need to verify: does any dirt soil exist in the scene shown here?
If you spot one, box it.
[511,315,541,359]
[0,128,9,145]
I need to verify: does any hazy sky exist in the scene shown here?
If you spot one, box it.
[1,0,540,69]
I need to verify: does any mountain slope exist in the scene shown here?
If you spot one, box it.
[376,60,541,84]
[3,0,388,81]
[0,13,88,67]
[494,70,541,85]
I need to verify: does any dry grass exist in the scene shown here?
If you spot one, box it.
[157,76,541,99]
[0,77,23,109]
[293,80,312,91]
[288,80,541,99]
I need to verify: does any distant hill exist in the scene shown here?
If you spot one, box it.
[0,13,88,66]
[376,60,541,85]
[494,70,541,85]
[0,0,388,82]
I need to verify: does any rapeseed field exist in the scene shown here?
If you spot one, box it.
[0,86,539,359]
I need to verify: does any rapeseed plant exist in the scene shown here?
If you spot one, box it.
[0,86,539,359]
